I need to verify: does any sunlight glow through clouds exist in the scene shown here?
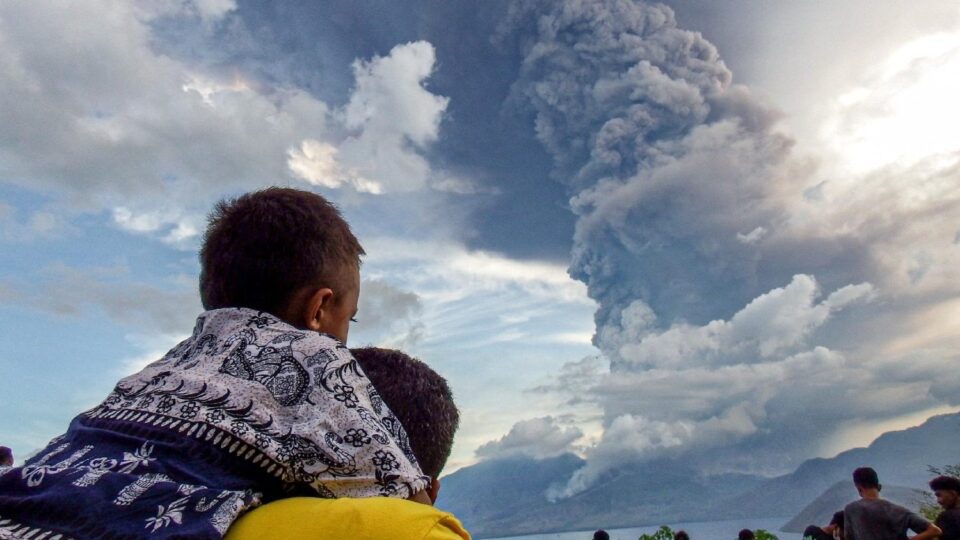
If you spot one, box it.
[823,28,960,176]
[818,403,959,459]
[287,139,383,194]
[181,74,254,106]
[786,22,960,308]
[112,207,201,246]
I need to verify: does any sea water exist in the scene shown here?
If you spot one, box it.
[486,517,804,540]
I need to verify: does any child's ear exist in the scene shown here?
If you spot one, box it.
[302,287,335,332]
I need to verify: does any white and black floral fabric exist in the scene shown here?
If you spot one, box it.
[0,308,429,539]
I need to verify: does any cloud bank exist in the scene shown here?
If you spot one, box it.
[476,416,583,460]
[0,0,451,245]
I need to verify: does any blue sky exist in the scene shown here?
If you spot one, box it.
[1,0,959,494]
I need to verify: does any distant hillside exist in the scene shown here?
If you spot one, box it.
[437,454,764,538]
[715,412,960,519]
[781,481,922,533]
[437,412,959,538]
[437,453,585,527]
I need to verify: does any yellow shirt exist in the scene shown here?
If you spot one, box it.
[225,497,471,540]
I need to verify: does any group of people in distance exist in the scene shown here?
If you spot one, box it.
[589,526,734,539]
[803,467,960,540]
[0,188,469,539]
[587,466,960,540]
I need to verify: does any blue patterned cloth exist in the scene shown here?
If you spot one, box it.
[0,308,428,539]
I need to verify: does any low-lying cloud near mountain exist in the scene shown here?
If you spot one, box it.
[486,0,960,498]
[476,416,584,461]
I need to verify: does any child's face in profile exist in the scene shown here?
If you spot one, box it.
[324,265,360,344]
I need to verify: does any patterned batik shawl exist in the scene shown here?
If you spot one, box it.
[0,308,429,539]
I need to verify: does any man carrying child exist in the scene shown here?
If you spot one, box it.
[0,188,431,538]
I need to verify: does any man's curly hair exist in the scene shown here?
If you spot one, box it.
[930,475,960,493]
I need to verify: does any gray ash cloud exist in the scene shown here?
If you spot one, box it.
[492,0,960,497]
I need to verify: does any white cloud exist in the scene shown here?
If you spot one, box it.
[545,275,884,497]
[111,206,204,247]
[615,275,875,369]
[737,226,767,244]
[352,237,597,368]
[596,300,658,358]
[429,176,495,195]
[343,41,448,147]
[287,41,451,195]
[287,140,382,194]
[190,0,236,21]
[542,270,958,495]
[780,22,960,302]
[0,3,453,247]
[0,0,333,234]
[363,237,592,305]
[332,41,450,193]
[530,355,609,398]
[554,345,862,497]
[476,416,584,461]
[548,413,691,500]
[821,29,960,176]
[537,331,595,345]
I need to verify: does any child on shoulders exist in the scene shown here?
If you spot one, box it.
[0,188,429,538]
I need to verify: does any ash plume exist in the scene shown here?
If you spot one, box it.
[494,0,960,498]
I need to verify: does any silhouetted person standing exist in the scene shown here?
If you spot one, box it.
[593,530,610,540]
[929,475,960,540]
[674,530,690,540]
[0,446,12,467]
[738,529,755,540]
[844,467,940,540]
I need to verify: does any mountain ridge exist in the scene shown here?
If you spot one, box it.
[436,411,960,538]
